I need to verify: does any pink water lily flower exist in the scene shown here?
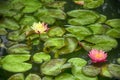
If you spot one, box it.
[88,49,107,63]
[31,22,48,34]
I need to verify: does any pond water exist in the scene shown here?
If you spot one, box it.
[0,0,120,80]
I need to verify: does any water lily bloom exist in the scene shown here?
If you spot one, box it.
[88,49,107,63]
[31,22,48,34]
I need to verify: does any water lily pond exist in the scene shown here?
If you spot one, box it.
[0,0,120,80]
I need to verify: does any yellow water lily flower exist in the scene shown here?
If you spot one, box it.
[31,22,48,34]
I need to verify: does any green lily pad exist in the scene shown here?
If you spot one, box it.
[7,31,26,42]
[42,76,53,80]
[84,35,118,51]
[117,58,120,64]
[87,23,106,35]
[22,0,42,13]
[7,44,30,54]
[33,52,51,63]
[101,65,112,78]
[108,64,120,78]
[0,28,7,35]
[48,9,66,20]
[44,38,65,52]
[82,65,101,77]
[66,26,92,40]
[0,18,20,30]
[19,15,37,26]
[46,1,66,8]
[25,74,41,80]
[106,28,120,38]
[58,37,78,55]
[83,0,104,9]
[55,73,75,80]
[48,27,65,37]
[105,19,120,28]
[1,54,32,72]
[67,10,99,25]
[96,14,107,23]
[41,0,54,3]
[41,59,66,76]
[8,73,24,80]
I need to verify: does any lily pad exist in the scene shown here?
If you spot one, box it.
[1,54,32,72]
[106,28,120,38]
[106,19,120,28]
[58,37,78,55]
[82,65,101,77]
[41,59,66,76]
[108,64,120,78]
[96,14,107,23]
[0,18,20,30]
[66,26,92,40]
[117,58,120,64]
[0,28,7,35]
[25,74,41,80]
[48,27,65,37]
[44,38,65,52]
[8,73,24,80]
[84,35,118,51]
[67,10,99,25]
[42,76,53,80]
[101,65,112,78]
[55,73,75,80]
[7,44,30,54]
[33,52,51,63]
[87,23,106,35]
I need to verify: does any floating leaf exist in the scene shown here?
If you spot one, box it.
[0,28,7,35]
[87,23,106,35]
[48,27,65,37]
[84,35,118,51]
[33,52,51,63]
[1,54,32,72]
[101,65,112,78]
[25,74,41,80]
[106,19,120,28]
[42,76,53,80]
[48,9,66,20]
[117,58,120,64]
[96,14,107,23]
[7,44,30,54]
[83,0,104,9]
[66,26,92,40]
[44,38,65,52]
[41,0,54,3]
[8,73,24,80]
[106,29,120,38]
[82,65,101,77]
[22,0,42,13]
[0,18,20,30]
[7,31,26,42]
[55,73,75,80]
[108,64,120,78]
[67,10,99,25]
[41,59,66,76]
[58,37,78,55]
[19,15,37,26]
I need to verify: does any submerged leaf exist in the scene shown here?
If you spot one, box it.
[41,59,66,76]
[117,58,120,64]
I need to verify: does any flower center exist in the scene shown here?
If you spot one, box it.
[95,53,103,58]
